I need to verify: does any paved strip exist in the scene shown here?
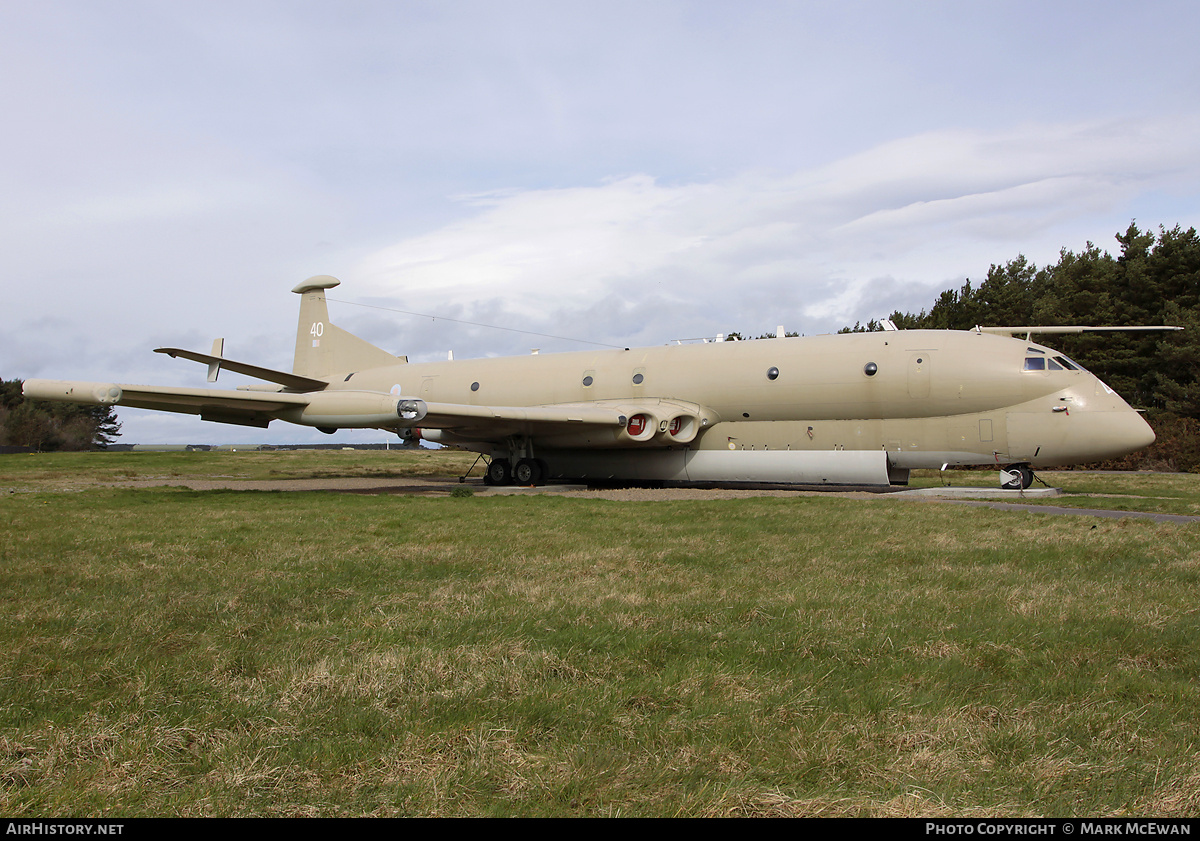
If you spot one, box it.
[937,499,1200,524]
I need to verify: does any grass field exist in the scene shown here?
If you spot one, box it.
[1,451,1198,816]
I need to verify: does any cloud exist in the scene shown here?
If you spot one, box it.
[349,117,1200,354]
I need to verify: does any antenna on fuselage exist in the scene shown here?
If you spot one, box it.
[976,325,1184,338]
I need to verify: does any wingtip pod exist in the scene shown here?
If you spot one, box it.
[22,379,123,405]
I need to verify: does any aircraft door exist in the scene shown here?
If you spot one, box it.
[979,419,993,443]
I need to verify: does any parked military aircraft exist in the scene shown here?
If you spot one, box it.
[24,275,1174,489]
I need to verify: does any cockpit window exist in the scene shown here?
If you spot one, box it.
[1025,353,1086,373]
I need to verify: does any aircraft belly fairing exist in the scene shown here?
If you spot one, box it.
[542,448,901,486]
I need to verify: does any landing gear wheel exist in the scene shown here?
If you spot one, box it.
[1001,465,1034,490]
[485,458,512,486]
[513,458,544,486]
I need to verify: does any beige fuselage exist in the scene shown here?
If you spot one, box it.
[337,329,1152,482]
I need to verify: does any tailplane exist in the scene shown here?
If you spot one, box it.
[292,276,403,379]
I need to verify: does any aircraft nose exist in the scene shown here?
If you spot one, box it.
[1091,408,1155,460]
[1018,404,1156,466]
[1128,411,1156,451]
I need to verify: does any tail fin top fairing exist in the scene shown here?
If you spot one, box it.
[292,276,402,380]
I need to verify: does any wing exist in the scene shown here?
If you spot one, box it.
[23,379,312,428]
[414,398,713,447]
[21,379,633,436]
[416,401,629,442]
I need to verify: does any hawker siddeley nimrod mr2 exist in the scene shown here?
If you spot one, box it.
[24,275,1175,489]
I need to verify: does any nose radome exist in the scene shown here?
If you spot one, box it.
[1129,411,1156,451]
[1085,377,1155,457]
[1097,409,1156,459]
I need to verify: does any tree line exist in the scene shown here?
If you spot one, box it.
[838,223,1200,470]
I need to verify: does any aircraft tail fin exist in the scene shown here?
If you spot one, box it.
[292,276,404,380]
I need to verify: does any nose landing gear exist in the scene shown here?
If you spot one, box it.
[1001,464,1034,490]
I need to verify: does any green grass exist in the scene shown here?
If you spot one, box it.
[911,469,1200,516]
[1,453,1199,816]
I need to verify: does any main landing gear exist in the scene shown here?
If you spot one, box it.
[484,457,548,486]
[1000,464,1035,490]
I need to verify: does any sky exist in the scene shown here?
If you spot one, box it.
[5,0,1200,444]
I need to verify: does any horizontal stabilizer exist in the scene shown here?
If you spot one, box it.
[155,347,329,391]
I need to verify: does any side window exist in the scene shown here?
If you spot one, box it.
[1023,357,1046,371]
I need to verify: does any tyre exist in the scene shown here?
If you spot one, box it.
[1001,465,1034,489]
[514,458,543,485]
[486,458,512,485]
